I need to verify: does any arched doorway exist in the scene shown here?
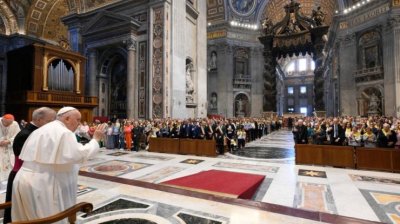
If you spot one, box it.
[99,51,127,119]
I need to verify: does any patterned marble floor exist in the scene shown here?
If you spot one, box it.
[2,131,399,223]
[230,131,295,161]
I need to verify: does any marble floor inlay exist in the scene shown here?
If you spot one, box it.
[131,154,174,161]
[212,161,279,173]
[78,194,230,224]
[82,198,150,218]
[48,129,400,223]
[99,218,157,224]
[298,169,327,178]
[231,131,295,159]
[176,212,223,224]
[107,152,130,157]
[135,166,185,183]
[77,185,96,196]
[360,189,400,223]
[294,182,337,214]
[80,160,151,176]
[179,159,204,165]
[350,174,400,185]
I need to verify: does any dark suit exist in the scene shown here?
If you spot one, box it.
[293,125,308,144]
[179,124,192,138]
[377,129,397,148]
[4,123,37,223]
[327,124,345,145]
[204,125,214,140]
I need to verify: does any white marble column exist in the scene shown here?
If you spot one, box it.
[125,38,137,119]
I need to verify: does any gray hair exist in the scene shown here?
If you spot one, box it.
[32,107,56,121]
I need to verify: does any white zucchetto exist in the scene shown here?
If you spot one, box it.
[57,106,77,116]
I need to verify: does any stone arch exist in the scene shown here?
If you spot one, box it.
[234,92,250,117]
[0,0,18,34]
[357,30,382,69]
[98,47,128,118]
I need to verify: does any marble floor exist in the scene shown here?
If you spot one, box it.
[3,131,400,223]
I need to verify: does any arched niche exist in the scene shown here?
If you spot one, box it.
[357,30,382,69]
[234,92,250,117]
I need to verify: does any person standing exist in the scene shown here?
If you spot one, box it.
[293,119,308,144]
[377,123,397,148]
[327,118,345,145]
[11,107,106,223]
[0,114,20,183]
[3,107,56,224]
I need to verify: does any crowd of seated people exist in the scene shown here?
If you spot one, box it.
[292,116,400,149]
[74,117,283,154]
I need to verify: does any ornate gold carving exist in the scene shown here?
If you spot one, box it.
[264,0,336,27]
[207,30,227,39]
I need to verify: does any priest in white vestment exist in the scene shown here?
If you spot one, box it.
[0,114,20,183]
[11,107,106,223]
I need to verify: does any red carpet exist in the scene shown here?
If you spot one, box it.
[161,170,265,199]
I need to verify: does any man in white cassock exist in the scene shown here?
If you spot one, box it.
[11,107,106,223]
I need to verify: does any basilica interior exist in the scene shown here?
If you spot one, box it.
[1,0,400,223]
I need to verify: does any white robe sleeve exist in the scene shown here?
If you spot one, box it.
[20,121,100,164]
[54,132,100,163]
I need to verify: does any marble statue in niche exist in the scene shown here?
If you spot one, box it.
[209,51,217,70]
[209,92,217,111]
[368,93,380,115]
[364,46,378,68]
[235,94,249,117]
[186,62,195,103]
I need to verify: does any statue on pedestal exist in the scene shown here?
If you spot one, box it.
[209,92,217,111]
[186,63,195,103]
[261,18,274,35]
[312,6,326,26]
[209,51,217,70]
[368,93,380,115]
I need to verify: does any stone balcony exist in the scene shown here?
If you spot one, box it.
[353,66,384,83]
[233,76,252,90]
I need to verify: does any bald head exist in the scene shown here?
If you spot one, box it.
[31,107,56,127]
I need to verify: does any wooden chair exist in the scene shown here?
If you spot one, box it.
[0,201,93,224]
